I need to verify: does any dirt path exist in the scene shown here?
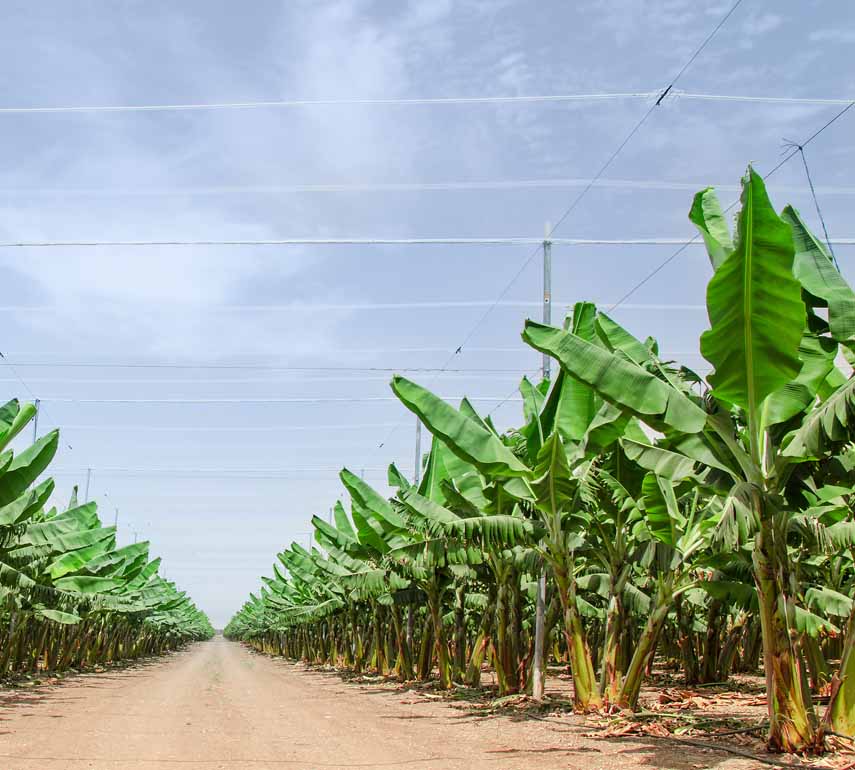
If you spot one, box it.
[0,636,766,769]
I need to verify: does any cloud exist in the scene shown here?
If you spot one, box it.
[0,0,462,366]
[809,28,855,44]
[736,11,784,49]
[581,0,699,48]
[744,12,783,36]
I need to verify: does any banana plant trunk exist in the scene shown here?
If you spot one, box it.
[617,581,672,710]
[390,604,414,681]
[600,569,629,703]
[753,523,818,752]
[371,602,387,675]
[426,586,451,689]
[465,585,496,687]
[822,605,855,738]
[417,614,434,681]
[800,633,829,694]
[554,567,601,710]
[675,593,699,686]
[452,584,466,684]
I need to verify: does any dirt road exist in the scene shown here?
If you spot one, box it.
[0,636,765,769]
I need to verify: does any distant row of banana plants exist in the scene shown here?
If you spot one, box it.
[226,168,854,754]
[0,402,213,676]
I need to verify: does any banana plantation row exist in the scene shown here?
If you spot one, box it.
[0,401,213,676]
[227,168,855,754]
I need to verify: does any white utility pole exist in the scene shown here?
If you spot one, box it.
[542,222,552,377]
[408,418,424,651]
[532,223,552,701]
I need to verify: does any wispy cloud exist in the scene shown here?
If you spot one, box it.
[809,27,855,44]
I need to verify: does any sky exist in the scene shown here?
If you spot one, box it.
[1,0,853,627]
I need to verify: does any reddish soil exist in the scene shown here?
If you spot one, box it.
[0,636,827,769]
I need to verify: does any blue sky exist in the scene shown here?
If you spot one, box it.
[2,0,853,626]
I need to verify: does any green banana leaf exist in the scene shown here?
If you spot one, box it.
[699,168,804,416]
[47,535,116,579]
[783,376,855,459]
[805,585,853,618]
[391,376,529,477]
[760,332,837,428]
[35,607,82,625]
[0,480,54,527]
[53,575,124,593]
[689,187,734,270]
[0,430,59,506]
[538,303,600,445]
[594,313,652,365]
[523,320,707,434]
[640,473,685,548]
[340,468,404,529]
[621,438,696,481]
[530,432,576,517]
[783,205,855,344]
[0,400,37,453]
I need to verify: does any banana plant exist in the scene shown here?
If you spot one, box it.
[614,474,717,708]
[226,166,854,756]
[391,374,615,705]
[522,167,855,752]
[0,398,213,674]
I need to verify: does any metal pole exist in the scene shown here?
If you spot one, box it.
[533,569,547,699]
[32,398,40,443]
[532,223,552,701]
[413,418,422,485]
[542,222,552,379]
[84,468,92,502]
[407,417,420,648]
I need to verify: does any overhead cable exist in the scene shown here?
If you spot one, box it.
[783,141,841,269]
[0,90,661,114]
[1,237,853,250]
[4,237,853,249]
[370,0,745,458]
[608,99,855,313]
[0,89,849,115]
[50,465,408,473]
[431,0,746,369]
[51,422,403,432]
[0,301,711,313]
[0,373,529,386]
[2,363,530,372]
[7,177,855,197]
[36,396,524,404]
